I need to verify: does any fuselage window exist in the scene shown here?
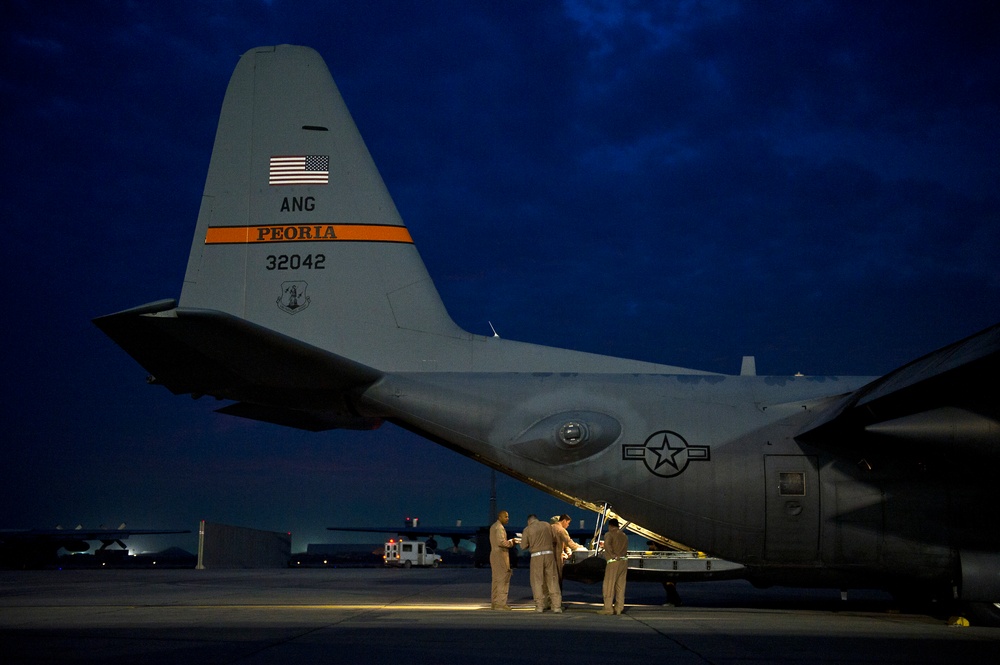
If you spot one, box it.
[779,472,805,496]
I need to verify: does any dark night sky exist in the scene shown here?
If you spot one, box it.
[2,1,998,553]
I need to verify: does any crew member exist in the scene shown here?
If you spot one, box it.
[520,514,562,612]
[551,514,587,587]
[598,519,628,615]
[490,510,515,610]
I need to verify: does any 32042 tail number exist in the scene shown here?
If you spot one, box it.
[265,254,326,270]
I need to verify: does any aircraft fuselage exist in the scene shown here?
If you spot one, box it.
[360,371,990,592]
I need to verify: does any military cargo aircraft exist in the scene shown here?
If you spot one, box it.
[0,524,190,568]
[94,45,1000,623]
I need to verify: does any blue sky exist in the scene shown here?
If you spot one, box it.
[2,1,998,552]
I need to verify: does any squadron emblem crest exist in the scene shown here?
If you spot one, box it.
[277,281,311,314]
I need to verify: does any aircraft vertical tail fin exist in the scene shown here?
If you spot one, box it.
[98,45,710,389]
[180,45,469,371]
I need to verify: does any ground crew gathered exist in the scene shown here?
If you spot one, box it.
[520,514,562,612]
[550,514,587,588]
[490,510,516,610]
[598,518,628,615]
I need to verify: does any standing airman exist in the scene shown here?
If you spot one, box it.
[520,514,562,612]
[490,510,515,610]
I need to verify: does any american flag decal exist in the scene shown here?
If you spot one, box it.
[269,155,330,185]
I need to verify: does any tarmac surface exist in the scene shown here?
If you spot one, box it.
[1,567,998,664]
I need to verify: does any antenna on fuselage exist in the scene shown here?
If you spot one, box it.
[488,321,500,338]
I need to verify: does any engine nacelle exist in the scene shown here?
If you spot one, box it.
[959,550,1000,602]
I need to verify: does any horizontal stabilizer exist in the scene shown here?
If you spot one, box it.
[94,301,382,416]
[215,402,381,432]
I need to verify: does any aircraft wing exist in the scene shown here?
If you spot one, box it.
[94,300,383,431]
[798,322,1000,455]
[1,528,191,540]
[327,525,486,539]
[328,524,593,543]
[0,527,192,562]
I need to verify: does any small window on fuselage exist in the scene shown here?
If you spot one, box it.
[779,472,805,496]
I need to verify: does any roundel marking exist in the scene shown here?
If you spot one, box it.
[622,430,711,478]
